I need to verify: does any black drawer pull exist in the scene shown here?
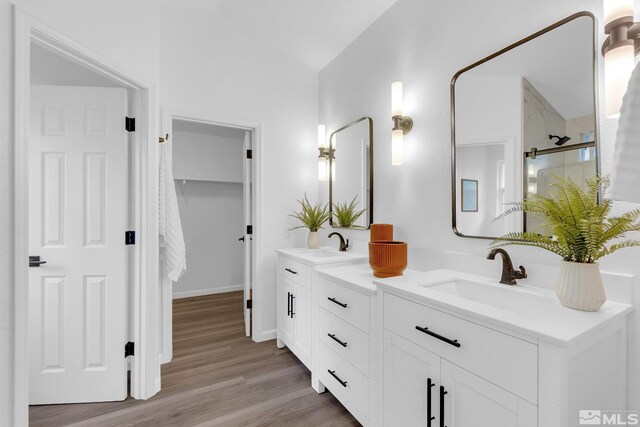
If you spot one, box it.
[327,297,347,308]
[284,268,298,275]
[440,385,448,427]
[415,326,461,348]
[427,378,435,426]
[327,333,347,347]
[327,369,347,387]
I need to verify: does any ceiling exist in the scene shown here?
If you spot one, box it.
[165,0,399,71]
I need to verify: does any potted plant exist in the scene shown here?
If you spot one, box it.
[492,176,640,311]
[333,196,367,228]
[290,194,331,249]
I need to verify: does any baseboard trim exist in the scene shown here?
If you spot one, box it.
[255,328,277,342]
[173,284,244,299]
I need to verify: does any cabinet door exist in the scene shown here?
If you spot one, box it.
[293,283,312,365]
[384,331,441,427]
[440,360,536,427]
[278,277,295,346]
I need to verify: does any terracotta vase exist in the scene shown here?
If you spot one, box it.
[555,261,606,312]
[307,231,320,249]
[370,224,393,242]
[369,241,407,278]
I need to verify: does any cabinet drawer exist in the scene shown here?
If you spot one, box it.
[318,342,370,421]
[279,257,310,288]
[384,293,538,404]
[318,277,370,333]
[319,308,370,376]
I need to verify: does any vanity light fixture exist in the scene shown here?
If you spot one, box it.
[602,0,640,118]
[391,81,413,165]
[318,124,335,181]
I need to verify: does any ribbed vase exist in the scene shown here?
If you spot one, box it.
[307,231,320,249]
[555,261,606,312]
[369,241,407,278]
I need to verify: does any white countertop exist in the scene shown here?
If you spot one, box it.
[275,247,368,266]
[375,269,633,347]
[316,263,420,295]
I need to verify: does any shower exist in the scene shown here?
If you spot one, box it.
[549,134,571,146]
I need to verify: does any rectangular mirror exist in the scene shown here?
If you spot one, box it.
[329,117,373,229]
[451,12,599,239]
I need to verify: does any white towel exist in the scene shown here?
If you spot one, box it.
[607,61,640,203]
[159,140,187,281]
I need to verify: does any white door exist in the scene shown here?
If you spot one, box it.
[242,131,252,337]
[440,360,537,427]
[383,331,442,427]
[28,85,129,404]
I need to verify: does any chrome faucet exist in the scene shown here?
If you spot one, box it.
[487,248,527,285]
[328,232,349,252]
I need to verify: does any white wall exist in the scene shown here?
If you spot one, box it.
[174,180,244,298]
[0,1,160,424]
[159,2,318,341]
[318,0,640,408]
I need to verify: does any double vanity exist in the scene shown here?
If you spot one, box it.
[276,248,632,427]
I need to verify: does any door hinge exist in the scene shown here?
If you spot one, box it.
[125,231,136,245]
[247,225,253,235]
[125,117,136,132]
[246,149,253,159]
[125,342,134,357]
[246,299,252,309]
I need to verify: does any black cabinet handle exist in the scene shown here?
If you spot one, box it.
[290,294,295,318]
[287,292,291,317]
[427,378,435,426]
[285,268,298,275]
[415,326,460,348]
[327,333,347,348]
[440,385,448,427]
[327,369,347,387]
[327,297,347,308]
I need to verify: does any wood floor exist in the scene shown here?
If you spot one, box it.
[30,291,359,426]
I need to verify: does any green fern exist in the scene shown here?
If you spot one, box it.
[333,196,367,228]
[289,194,331,232]
[491,176,640,263]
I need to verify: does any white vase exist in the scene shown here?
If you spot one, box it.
[555,261,606,312]
[307,231,320,249]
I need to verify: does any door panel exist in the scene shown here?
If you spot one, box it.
[293,283,312,365]
[383,331,441,427]
[29,85,128,404]
[440,360,537,427]
[279,277,295,346]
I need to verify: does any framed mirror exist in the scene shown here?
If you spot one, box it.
[328,117,373,229]
[451,12,599,239]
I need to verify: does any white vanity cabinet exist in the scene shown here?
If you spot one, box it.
[275,248,368,371]
[379,270,632,427]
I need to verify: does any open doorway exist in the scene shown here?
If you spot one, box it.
[14,11,159,424]
[159,112,259,364]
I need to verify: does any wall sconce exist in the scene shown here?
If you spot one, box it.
[391,81,413,165]
[602,0,640,118]
[318,124,335,181]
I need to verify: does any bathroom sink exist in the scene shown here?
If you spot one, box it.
[423,279,552,313]
[302,249,343,258]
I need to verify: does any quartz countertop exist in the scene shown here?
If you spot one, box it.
[275,247,368,266]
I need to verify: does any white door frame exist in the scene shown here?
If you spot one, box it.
[161,108,264,353]
[13,7,160,425]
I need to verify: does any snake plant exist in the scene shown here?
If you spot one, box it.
[491,176,640,263]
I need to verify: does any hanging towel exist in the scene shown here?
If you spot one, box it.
[159,139,187,281]
[607,61,640,203]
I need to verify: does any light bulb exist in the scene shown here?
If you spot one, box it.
[604,0,634,25]
[318,157,328,181]
[391,82,403,117]
[392,129,403,166]
[605,43,635,118]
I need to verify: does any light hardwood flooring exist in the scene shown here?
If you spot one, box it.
[30,291,359,426]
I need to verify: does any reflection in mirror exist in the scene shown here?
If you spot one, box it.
[329,117,373,229]
[452,12,598,239]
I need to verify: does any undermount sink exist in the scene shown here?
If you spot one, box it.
[302,249,342,258]
[423,279,552,313]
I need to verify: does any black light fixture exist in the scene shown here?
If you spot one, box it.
[549,134,571,146]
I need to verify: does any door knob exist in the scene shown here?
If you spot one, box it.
[29,256,47,267]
